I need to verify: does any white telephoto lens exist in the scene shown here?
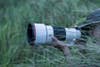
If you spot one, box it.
[27,23,81,46]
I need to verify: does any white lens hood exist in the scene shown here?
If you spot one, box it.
[34,24,47,44]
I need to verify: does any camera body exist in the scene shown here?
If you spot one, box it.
[27,23,81,46]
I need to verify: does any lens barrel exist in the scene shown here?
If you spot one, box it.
[27,23,81,46]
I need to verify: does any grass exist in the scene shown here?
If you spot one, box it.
[0,0,100,67]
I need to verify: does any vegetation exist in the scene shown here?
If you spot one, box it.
[0,0,100,67]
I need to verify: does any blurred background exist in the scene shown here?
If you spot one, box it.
[0,0,100,67]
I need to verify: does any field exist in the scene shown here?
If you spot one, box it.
[0,0,100,67]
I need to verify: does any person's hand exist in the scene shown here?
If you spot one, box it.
[52,37,68,51]
[52,37,71,56]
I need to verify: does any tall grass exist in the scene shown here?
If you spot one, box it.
[0,0,100,67]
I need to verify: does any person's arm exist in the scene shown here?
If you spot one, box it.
[52,37,71,59]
